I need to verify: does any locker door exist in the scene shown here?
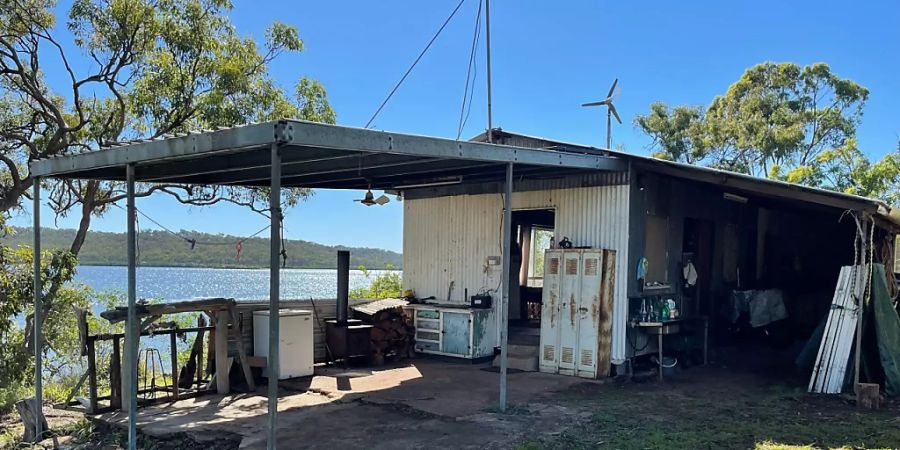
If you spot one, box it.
[576,251,603,378]
[539,250,562,373]
[558,251,581,376]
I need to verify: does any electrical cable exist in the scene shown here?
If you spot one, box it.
[628,326,650,353]
[456,0,483,140]
[113,203,273,251]
[365,0,468,129]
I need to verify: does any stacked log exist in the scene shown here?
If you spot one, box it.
[369,308,416,366]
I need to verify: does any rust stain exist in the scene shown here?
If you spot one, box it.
[549,291,557,326]
[591,294,599,322]
[569,293,576,327]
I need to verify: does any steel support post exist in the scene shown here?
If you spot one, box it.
[126,164,138,450]
[499,162,512,411]
[32,178,44,441]
[485,0,493,144]
[267,143,282,449]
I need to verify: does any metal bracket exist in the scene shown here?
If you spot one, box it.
[274,121,293,144]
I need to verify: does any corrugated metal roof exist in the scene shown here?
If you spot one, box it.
[28,120,627,191]
[473,129,897,224]
[351,298,410,316]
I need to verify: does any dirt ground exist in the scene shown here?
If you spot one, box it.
[9,357,900,449]
[96,360,600,449]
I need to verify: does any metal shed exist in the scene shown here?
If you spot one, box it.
[27,119,627,449]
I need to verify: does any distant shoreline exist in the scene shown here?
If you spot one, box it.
[76,264,404,270]
[5,226,403,270]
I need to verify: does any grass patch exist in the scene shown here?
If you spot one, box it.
[519,375,900,450]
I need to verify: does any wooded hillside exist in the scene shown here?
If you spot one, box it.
[4,227,402,269]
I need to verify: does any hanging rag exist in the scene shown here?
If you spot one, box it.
[636,257,649,281]
[683,261,698,287]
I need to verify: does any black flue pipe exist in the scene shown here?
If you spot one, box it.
[336,250,350,323]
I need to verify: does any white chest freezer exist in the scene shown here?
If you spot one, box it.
[253,309,314,379]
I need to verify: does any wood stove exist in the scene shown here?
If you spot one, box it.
[325,250,372,364]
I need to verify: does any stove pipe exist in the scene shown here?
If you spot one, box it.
[336,250,350,323]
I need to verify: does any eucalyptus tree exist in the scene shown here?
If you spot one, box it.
[636,62,898,204]
[0,0,334,387]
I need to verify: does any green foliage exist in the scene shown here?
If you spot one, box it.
[636,62,898,205]
[0,383,28,416]
[783,139,900,205]
[635,102,707,164]
[3,227,403,269]
[530,228,553,279]
[0,218,129,413]
[2,0,335,218]
[350,264,403,299]
[1,0,339,417]
[0,220,79,390]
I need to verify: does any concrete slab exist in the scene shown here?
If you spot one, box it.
[97,359,602,449]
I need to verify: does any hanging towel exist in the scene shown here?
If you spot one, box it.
[683,261,698,287]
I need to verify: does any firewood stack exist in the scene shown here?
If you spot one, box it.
[368,307,416,365]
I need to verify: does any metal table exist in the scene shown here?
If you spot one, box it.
[634,317,708,381]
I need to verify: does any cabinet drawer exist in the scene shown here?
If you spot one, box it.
[417,318,440,330]
[417,330,440,342]
[416,309,440,319]
[416,341,440,352]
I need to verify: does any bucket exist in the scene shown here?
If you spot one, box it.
[652,356,678,378]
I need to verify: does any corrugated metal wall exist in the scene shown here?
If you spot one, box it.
[403,181,631,363]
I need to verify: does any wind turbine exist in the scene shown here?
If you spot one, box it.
[582,79,622,149]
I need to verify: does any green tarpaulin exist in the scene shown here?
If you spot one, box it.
[871,264,900,396]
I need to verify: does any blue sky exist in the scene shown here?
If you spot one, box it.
[11,0,900,253]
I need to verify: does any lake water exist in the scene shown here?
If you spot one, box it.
[74,265,397,301]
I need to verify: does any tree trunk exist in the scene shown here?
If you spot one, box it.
[15,398,48,443]
[68,181,99,255]
[0,175,31,213]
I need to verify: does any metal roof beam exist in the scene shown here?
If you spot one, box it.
[280,120,625,170]
[222,160,499,189]
[179,153,445,186]
[282,163,556,190]
[139,147,360,182]
[269,159,496,188]
[30,120,626,180]
[30,122,279,177]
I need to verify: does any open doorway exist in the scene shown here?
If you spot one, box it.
[508,209,555,344]
[683,217,714,318]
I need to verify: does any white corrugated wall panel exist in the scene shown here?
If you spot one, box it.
[403,183,630,363]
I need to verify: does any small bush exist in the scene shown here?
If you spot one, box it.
[350,264,403,299]
[0,383,29,415]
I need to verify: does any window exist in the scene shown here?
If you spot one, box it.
[527,227,554,287]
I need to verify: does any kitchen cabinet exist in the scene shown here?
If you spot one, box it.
[412,305,496,359]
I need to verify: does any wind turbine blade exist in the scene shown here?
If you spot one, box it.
[607,78,619,98]
[609,103,623,124]
[582,100,608,107]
